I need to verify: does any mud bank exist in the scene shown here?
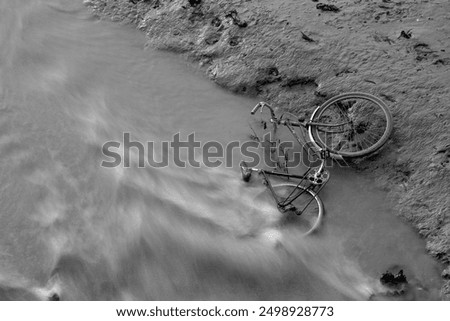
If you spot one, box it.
[84,0,449,298]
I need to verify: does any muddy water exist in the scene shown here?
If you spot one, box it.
[0,0,442,300]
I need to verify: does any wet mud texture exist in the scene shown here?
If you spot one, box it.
[84,0,450,299]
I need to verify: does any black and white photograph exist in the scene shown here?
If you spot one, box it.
[0,0,448,318]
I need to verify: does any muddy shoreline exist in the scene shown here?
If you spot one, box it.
[84,0,449,299]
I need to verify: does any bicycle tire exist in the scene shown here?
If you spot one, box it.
[308,92,393,158]
[255,183,324,236]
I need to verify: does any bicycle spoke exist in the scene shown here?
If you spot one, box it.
[334,103,350,123]
[333,139,345,152]
[310,93,392,157]
[363,131,381,147]
[335,101,353,121]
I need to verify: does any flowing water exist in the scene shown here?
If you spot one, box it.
[0,0,443,300]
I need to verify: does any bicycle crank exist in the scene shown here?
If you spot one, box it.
[307,168,330,185]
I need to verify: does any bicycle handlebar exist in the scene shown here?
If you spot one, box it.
[251,102,277,120]
[250,103,262,114]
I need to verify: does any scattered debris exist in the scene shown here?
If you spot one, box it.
[211,16,221,27]
[267,67,279,76]
[301,31,315,42]
[399,30,412,39]
[229,36,240,47]
[189,9,204,23]
[188,0,201,7]
[152,0,161,9]
[379,4,394,10]
[205,33,221,45]
[225,10,248,28]
[48,293,60,301]
[316,3,340,12]
[373,33,394,44]
[414,43,437,61]
[129,0,156,4]
[379,93,396,102]
[281,77,316,88]
[335,67,357,77]
[380,270,408,287]
[433,58,450,66]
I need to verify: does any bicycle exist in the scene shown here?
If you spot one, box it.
[239,92,393,236]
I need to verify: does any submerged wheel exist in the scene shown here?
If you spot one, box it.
[255,183,324,236]
[308,92,393,158]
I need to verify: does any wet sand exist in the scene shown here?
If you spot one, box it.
[85,0,450,298]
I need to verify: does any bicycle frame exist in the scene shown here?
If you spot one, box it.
[251,102,332,168]
[251,102,348,161]
[243,101,332,215]
[245,165,328,215]
[251,101,352,132]
[243,93,393,223]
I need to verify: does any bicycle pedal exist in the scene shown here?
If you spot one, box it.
[307,168,330,185]
[239,161,252,182]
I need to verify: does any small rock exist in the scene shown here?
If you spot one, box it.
[380,269,408,287]
[316,3,340,12]
[433,58,450,66]
[48,293,60,301]
[442,266,450,279]
[205,33,221,45]
[399,30,412,39]
[188,0,201,7]
[225,10,248,28]
[267,67,279,76]
[229,36,240,47]
[211,17,221,27]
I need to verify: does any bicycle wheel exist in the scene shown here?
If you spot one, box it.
[255,183,324,236]
[308,92,393,158]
